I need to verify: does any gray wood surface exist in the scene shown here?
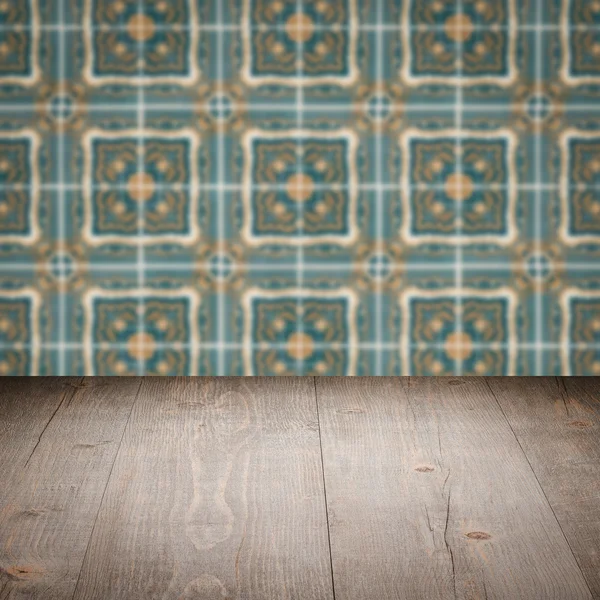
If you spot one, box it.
[0,378,73,492]
[488,377,600,599]
[71,377,334,600]
[0,377,141,600]
[1,377,599,600]
[315,377,593,600]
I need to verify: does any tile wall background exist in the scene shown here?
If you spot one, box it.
[0,0,599,375]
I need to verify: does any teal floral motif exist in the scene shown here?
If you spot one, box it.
[405,0,513,82]
[404,133,513,240]
[87,134,197,239]
[245,0,356,83]
[86,0,196,82]
[567,189,600,236]
[569,0,600,25]
[0,0,30,25]
[247,292,355,375]
[566,0,600,78]
[0,137,36,239]
[0,0,35,80]
[407,294,512,375]
[568,137,600,187]
[564,135,600,239]
[91,295,194,375]
[0,297,34,375]
[567,296,600,375]
[245,132,356,243]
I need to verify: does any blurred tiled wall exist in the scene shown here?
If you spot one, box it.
[0,0,599,375]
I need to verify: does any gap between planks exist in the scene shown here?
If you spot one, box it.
[71,378,143,600]
[485,377,594,600]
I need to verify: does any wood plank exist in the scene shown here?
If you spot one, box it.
[0,378,74,489]
[488,376,600,599]
[72,377,334,600]
[0,377,141,600]
[316,377,593,600]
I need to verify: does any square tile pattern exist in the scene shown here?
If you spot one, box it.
[0,0,599,375]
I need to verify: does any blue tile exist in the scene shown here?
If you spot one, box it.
[0,0,599,374]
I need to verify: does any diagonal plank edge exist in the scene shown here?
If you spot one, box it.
[0,377,141,600]
[488,376,600,599]
[315,376,592,600]
[72,377,334,600]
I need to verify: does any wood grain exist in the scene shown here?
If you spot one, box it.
[316,377,593,600]
[0,378,73,491]
[72,377,334,600]
[2,376,598,600]
[0,377,141,600]
[488,376,600,598]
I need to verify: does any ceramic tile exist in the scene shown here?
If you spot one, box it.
[0,0,599,375]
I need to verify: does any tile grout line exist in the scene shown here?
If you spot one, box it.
[216,0,226,375]
[295,0,305,376]
[0,260,598,272]
[57,0,66,375]
[2,341,600,351]
[4,22,600,32]
[135,0,146,376]
[1,182,594,191]
[454,0,465,377]
[374,0,384,376]
[313,376,337,600]
[3,101,600,113]
[534,0,544,375]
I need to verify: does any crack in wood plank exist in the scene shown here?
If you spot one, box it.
[23,377,84,469]
[70,378,143,600]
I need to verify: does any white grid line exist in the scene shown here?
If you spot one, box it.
[374,0,384,375]
[454,0,465,376]
[216,0,226,375]
[2,182,596,192]
[295,0,306,376]
[1,3,598,376]
[57,0,67,375]
[3,102,600,113]
[534,0,544,375]
[2,342,600,352]
[135,0,146,376]
[2,23,600,32]
[0,261,599,273]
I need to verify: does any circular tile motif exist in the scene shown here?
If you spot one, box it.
[127,14,155,41]
[367,253,392,281]
[286,173,315,202]
[48,251,76,281]
[444,13,474,42]
[127,332,156,360]
[445,331,473,361]
[367,94,392,122]
[526,93,553,123]
[285,12,315,42]
[526,252,553,282]
[209,252,235,281]
[287,332,315,360]
[208,93,234,122]
[49,94,75,122]
[445,173,474,202]
[127,172,155,202]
